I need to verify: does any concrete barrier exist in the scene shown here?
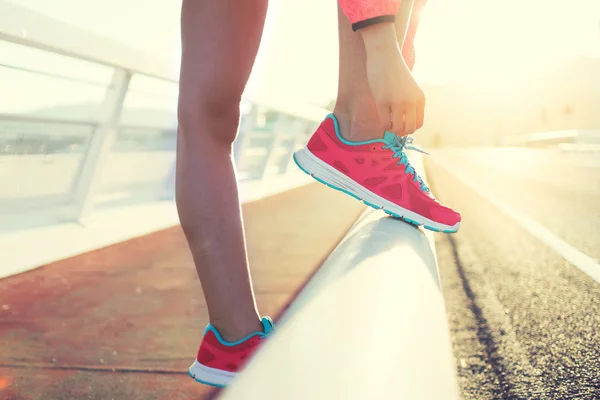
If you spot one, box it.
[221,155,460,400]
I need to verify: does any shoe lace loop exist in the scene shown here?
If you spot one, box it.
[382,136,430,192]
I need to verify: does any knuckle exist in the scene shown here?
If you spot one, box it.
[376,97,390,107]
[397,98,411,108]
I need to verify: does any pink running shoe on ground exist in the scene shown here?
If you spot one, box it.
[188,316,274,387]
[293,114,461,233]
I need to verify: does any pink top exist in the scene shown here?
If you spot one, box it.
[339,0,401,30]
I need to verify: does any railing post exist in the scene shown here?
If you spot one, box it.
[256,113,289,180]
[68,68,131,223]
[161,156,177,200]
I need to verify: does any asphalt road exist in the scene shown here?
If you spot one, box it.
[426,147,600,399]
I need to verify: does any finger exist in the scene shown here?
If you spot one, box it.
[376,101,392,132]
[390,105,405,135]
[403,107,417,135]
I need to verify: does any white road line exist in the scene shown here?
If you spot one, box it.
[431,156,600,286]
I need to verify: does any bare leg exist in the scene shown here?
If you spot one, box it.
[177,0,268,341]
[334,0,424,141]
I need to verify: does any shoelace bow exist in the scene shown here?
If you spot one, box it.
[382,135,430,192]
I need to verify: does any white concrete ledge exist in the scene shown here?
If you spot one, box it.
[222,207,460,400]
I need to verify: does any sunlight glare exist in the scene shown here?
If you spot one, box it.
[413,0,600,94]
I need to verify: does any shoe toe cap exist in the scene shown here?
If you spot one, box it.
[430,205,461,226]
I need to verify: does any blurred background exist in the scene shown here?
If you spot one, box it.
[2,0,599,234]
[1,0,599,399]
[2,0,599,216]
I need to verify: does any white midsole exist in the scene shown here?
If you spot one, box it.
[189,360,237,386]
[293,147,460,232]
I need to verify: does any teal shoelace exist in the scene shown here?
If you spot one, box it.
[382,136,430,192]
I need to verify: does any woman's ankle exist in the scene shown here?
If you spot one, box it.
[210,314,263,343]
[333,101,383,142]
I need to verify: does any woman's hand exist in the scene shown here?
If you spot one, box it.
[360,22,425,135]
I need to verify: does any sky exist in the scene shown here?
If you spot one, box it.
[2,0,600,113]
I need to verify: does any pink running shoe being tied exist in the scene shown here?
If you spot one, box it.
[293,114,461,233]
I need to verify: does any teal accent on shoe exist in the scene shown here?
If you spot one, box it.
[383,131,398,144]
[293,153,311,175]
[425,225,441,232]
[326,113,386,146]
[345,190,361,200]
[261,316,275,334]
[385,210,402,219]
[204,316,274,347]
[442,229,457,233]
[188,370,226,388]
[382,136,430,192]
[363,200,380,209]
[403,217,421,226]
[312,174,334,187]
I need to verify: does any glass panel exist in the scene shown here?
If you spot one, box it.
[234,108,319,180]
[120,74,178,129]
[0,119,94,210]
[237,151,268,181]
[95,126,176,205]
[270,137,297,174]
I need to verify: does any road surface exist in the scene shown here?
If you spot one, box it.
[427,147,600,399]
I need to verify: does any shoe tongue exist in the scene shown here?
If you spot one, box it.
[383,131,397,144]
[260,316,274,334]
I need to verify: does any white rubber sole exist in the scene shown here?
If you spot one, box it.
[293,147,460,233]
[188,360,237,388]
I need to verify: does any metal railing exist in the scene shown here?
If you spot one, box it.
[0,0,327,227]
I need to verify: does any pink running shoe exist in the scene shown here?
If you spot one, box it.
[188,317,274,387]
[293,114,461,233]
